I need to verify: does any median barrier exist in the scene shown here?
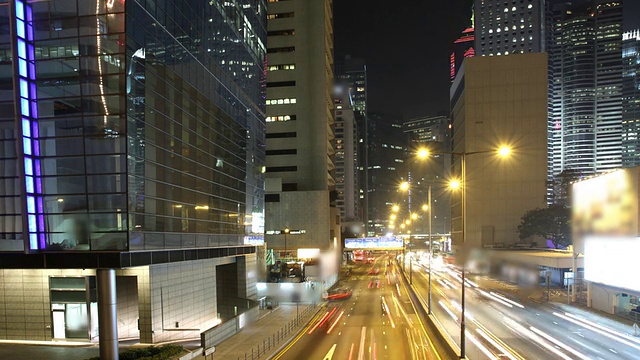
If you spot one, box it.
[396,261,466,360]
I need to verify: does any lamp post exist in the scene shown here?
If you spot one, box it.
[283,228,290,259]
[418,146,511,359]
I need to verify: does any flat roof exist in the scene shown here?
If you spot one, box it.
[489,249,584,269]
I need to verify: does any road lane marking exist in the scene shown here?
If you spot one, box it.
[357,326,367,360]
[609,348,618,354]
[476,329,518,360]
[553,312,640,351]
[503,317,573,360]
[348,343,355,360]
[529,326,590,360]
[272,310,324,360]
[466,330,498,360]
[322,344,337,360]
[326,310,344,334]
[397,266,443,360]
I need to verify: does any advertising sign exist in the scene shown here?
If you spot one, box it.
[344,236,403,250]
[584,236,640,293]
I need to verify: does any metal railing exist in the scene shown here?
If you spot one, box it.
[236,304,318,360]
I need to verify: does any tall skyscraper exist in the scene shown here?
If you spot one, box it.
[264,0,340,258]
[622,30,640,166]
[335,55,368,230]
[474,0,545,56]
[334,89,359,222]
[403,116,451,235]
[547,0,623,180]
[0,0,266,351]
[367,113,405,235]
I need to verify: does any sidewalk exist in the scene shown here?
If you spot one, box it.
[200,303,320,360]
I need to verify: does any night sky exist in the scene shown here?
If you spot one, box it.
[334,0,640,121]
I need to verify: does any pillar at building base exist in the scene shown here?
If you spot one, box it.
[97,269,119,360]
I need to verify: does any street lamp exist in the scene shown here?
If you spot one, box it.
[392,204,400,212]
[283,227,290,259]
[418,146,511,359]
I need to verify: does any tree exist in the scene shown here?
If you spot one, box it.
[518,204,571,249]
[550,169,582,206]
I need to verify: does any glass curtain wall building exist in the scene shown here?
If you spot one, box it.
[0,0,266,252]
[547,0,623,180]
[0,0,266,348]
[622,30,640,167]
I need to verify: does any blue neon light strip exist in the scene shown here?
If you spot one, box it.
[15,0,43,250]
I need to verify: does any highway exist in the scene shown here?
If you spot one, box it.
[272,254,440,360]
[409,256,640,360]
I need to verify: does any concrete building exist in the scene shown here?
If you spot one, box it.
[334,90,359,222]
[403,116,451,235]
[450,54,548,249]
[474,0,545,56]
[0,0,266,353]
[264,0,340,256]
[547,0,623,180]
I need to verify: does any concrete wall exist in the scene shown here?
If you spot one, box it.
[0,255,255,344]
[148,258,232,343]
[116,276,139,340]
[265,190,333,250]
[0,268,144,341]
[451,53,548,249]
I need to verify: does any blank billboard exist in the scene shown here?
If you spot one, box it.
[584,236,640,293]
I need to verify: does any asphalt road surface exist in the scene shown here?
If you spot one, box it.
[410,257,640,360]
[272,254,441,360]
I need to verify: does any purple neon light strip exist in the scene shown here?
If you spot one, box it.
[16,0,43,250]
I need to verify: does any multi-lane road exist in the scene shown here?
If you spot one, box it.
[273,255,440,360]
[410,257,640,360]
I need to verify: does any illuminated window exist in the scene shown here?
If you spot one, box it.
[266,98,297,105]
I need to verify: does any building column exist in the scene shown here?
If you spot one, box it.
[97,269,119,360]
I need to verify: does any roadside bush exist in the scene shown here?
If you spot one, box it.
[86,345,185,360]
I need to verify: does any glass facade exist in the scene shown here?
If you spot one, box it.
[0,0,266,252]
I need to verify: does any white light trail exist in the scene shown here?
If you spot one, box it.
[489,292,525,308]
[476,329,518,360]
[553,312,640,351]
[466,330,498,360]
[529,326,590,360]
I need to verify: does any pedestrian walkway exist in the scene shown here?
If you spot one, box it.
[200,303,320,360]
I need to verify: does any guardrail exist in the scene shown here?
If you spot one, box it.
[237,304,318,360]
[397,260,464,360]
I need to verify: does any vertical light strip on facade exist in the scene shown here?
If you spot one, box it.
[14,0,44,250]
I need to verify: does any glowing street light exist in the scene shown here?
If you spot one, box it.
[400,224,406,229]
[411,213,418,220]
[417,148,430,159]
[390,214,397,221]
[392,204,400,212]
[421,204,428,212]
[498,146,511,157]
[405,220,411,225]
[399,181,410,192]
[449,179,461,190]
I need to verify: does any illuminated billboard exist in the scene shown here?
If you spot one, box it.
[584,236,640,293]
[573,169,639,238]
[344,236,403,250]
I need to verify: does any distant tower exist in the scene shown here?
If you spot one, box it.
[451,24,475,82]
[474,0,545,56]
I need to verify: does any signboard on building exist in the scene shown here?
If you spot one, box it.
[344,236,403,250]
